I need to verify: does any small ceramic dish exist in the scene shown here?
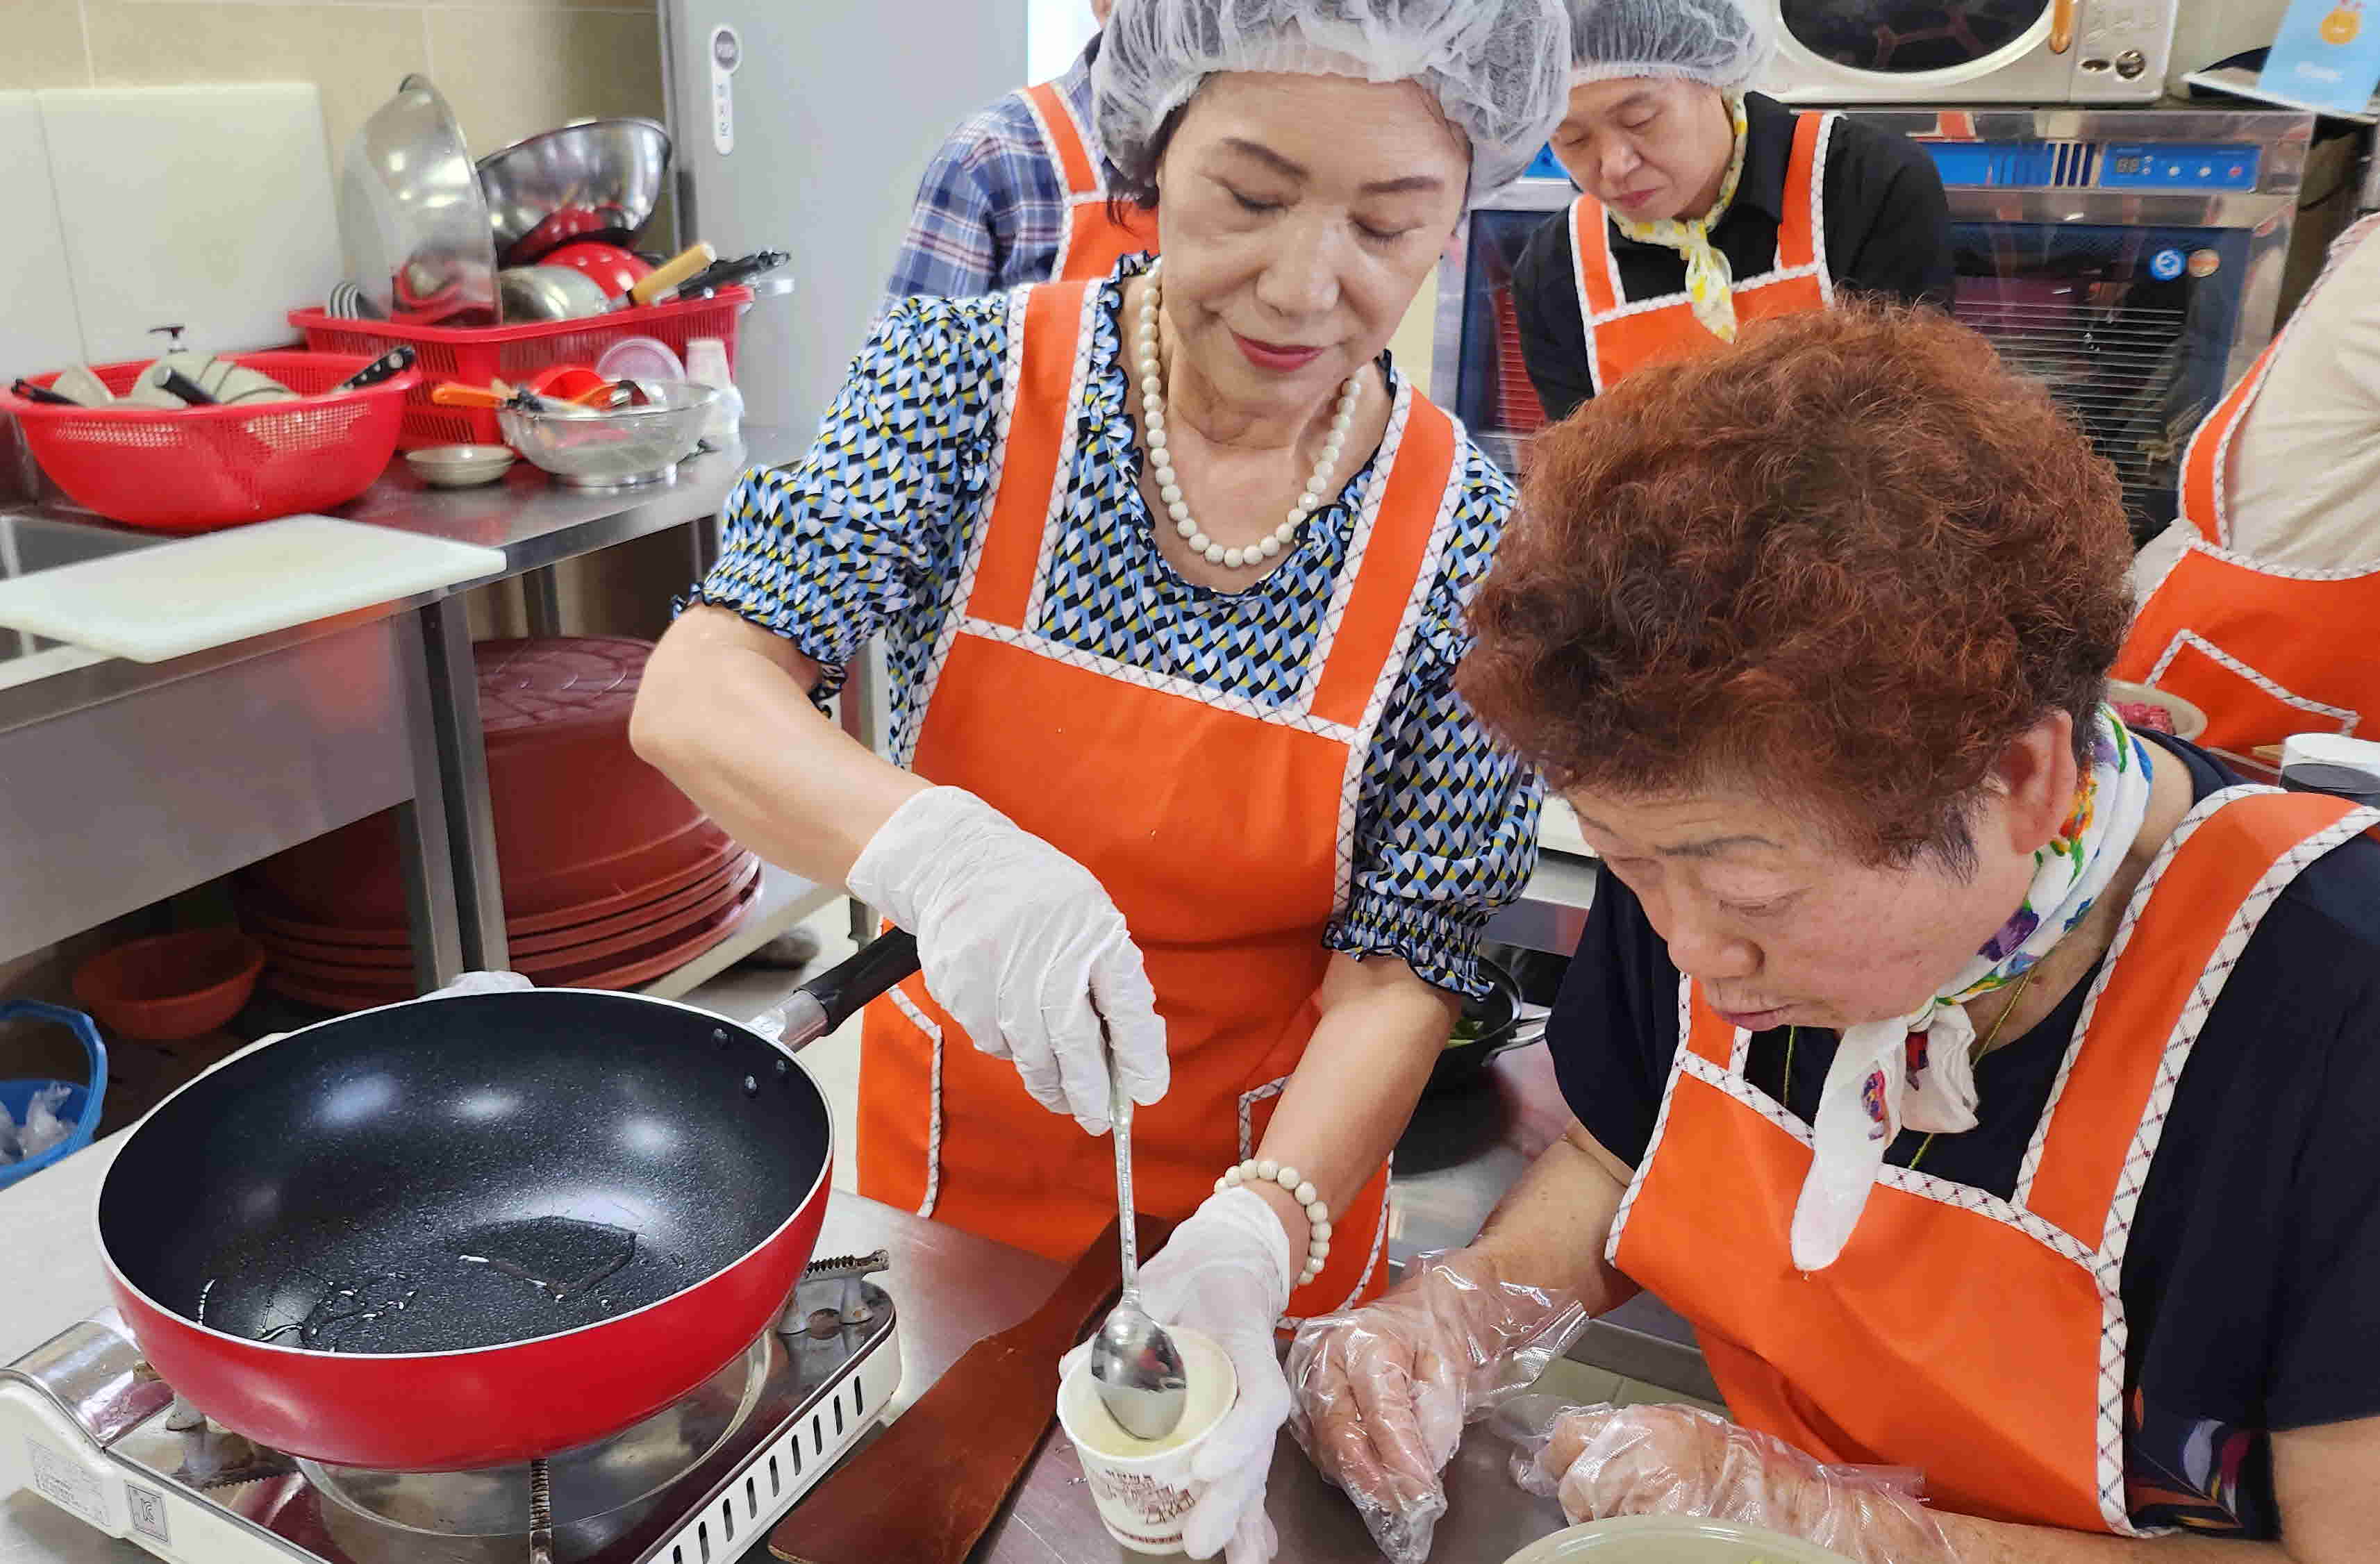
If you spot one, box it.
[405,444,517,488]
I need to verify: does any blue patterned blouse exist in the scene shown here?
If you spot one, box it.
[688,256,1540,997]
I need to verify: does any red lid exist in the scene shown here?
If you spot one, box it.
[475,637,650,738]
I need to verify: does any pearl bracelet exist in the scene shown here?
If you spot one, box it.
[1215,1158,1334,1289]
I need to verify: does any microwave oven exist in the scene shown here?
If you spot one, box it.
[1759,0,2181,103]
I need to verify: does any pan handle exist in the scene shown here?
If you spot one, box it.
[769,930,921,1053]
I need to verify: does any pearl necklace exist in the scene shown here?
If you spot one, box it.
[1137,260,1364,572]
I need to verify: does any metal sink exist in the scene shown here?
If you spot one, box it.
[0,513,163,663]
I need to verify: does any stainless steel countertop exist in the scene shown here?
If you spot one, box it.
[0,1131,1570,1564]
[340,426,806,575]
[0,426,806,735]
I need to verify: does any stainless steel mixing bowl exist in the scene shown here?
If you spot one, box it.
[476,119,672,267]
[497,383,718,490]
[342,75,499,326]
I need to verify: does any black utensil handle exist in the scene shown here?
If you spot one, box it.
[775,930,919,1051]
[335,347,417,392]
[9,378,79,406]
[158,369,217,406]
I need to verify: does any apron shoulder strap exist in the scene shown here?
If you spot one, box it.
[2025,786,2378,1249]
[1308,392,1461,730]
[1776,111,1832,277]
[1570,195,1622,322]
[1020,81,1103,200]
[963,281,1097,630]
[2177,335,2279,549]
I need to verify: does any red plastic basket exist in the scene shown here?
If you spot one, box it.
[1,352,415,534]
[290,289,751,449]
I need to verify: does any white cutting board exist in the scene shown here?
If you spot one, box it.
[35,84,342,363]
[0,93,85,376]
[0,516,503,664]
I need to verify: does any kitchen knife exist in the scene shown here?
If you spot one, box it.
[331,347,417,393]
[767,1213,1170,1564]
[627,242,717,309]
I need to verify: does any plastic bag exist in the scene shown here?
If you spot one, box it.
[7,1082,76,1162]
[1287,1253,1590,1564]
[1506,1400,1958,1564]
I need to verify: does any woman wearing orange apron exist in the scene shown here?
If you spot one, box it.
[2115,214,2380,755]
[1292,306,2380,1563]
[635,5,1571,1561]
[1509,0,1951,422]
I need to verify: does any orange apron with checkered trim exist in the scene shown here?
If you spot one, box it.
[857,278,1463,1315]
[2113,224,2380,754]
[1568,112,1836,397]
[1611,787,2378,1533]
[1020,81,1158,283]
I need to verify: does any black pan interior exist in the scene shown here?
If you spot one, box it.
[99,991,827,1356]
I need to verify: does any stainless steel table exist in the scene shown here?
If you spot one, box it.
[0,1140,1572,1564]
[338,429,811,973]
[0,577,467,990]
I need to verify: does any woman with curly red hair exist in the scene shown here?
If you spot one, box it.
[1287,304,2380,1564]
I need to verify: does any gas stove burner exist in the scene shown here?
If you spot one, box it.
[301,1334,770,1536]
[2,1270,901,1564]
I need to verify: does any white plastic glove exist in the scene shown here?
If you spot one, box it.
[1513,1402,1959,1564]
[847,786,1168,1133]
[1060,1187,1292,1564]
[1288,1253,1588,1564]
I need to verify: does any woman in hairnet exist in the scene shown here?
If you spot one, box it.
[1511,0,1952,420]
[634,3,1567,1556]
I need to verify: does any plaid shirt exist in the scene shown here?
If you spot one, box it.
[882,41,1104,305]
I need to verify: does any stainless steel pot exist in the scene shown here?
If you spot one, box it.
[497,265,613,322]
[476,119,672,267]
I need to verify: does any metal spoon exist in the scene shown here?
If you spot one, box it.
[1088,1061,1189,1440]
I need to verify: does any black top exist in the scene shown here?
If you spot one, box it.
[1511,92,1956,423]
[1545,735,2380,1539]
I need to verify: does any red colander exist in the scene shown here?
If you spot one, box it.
[0,352,414,533]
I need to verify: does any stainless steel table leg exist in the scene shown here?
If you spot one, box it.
[396,612,466,990]
[419,596,510,972]
[522,565,565,639]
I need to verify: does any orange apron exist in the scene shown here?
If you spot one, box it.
[2114,246,2380,753]
[1019,80,1158,283]
[858,279,1465,1317]
[1610,786,2380,1534]
[1568,112,1836,396]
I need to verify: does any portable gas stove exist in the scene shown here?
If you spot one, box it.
[0,1255,901,1564]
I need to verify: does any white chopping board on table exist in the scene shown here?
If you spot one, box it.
[34,84,342,362]
[0,93,85,376]
[0,516,504,664]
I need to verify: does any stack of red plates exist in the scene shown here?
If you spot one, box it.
[239,638,761,1009]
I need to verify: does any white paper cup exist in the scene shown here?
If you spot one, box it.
[1057,1326,1238,1555]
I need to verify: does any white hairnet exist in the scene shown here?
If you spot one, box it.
[1567,0,1772,90]
[1093,0,1574,196]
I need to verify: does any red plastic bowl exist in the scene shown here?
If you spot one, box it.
[0,353,414,533]
[72,929,265,1041]
[537,242,654,300]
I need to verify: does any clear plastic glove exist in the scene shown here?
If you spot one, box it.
[17,1081,74,1159]
[1060,1187,1292,1564]
[848,785,1167,1133]
[1288,1252,1588,1564]
[1511,1401,1958,1564]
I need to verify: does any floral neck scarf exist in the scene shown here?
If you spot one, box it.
[1611,92,1751,342]
[1790,707,2157,1272]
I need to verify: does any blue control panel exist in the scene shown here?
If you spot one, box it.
[1919,140,2262,192]
[2097,144,2262,190]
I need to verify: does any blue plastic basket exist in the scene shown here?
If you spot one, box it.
[0,1000,107,1190]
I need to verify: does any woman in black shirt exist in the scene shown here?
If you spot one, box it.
[1511,0,1953,421]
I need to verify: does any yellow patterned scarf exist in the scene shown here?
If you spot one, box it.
[1611,93,1751,342]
